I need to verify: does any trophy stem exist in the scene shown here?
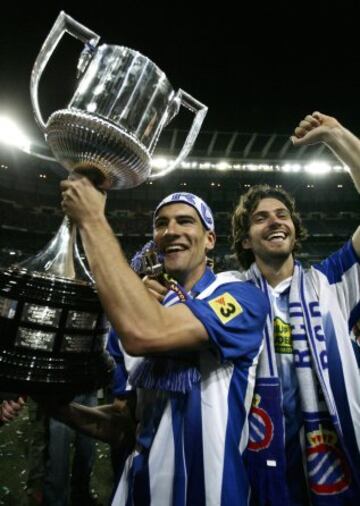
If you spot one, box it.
[17,217,93,283]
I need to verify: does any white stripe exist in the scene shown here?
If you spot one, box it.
[335,261,360,315]
[148,401,175,506]
[196,271,242,300]
[200,352,233,506]
[239,357,258,453]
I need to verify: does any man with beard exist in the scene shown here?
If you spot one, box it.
[231,112,360,505]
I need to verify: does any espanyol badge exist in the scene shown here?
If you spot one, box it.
[306,426,351,495]
[248,394,274,451]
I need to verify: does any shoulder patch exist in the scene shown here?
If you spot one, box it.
[208,292,243,324]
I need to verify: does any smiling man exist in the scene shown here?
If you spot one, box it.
[59,187,269,505]
[232,112,360,505]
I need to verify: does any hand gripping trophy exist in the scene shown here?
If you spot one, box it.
[0,11,207,395]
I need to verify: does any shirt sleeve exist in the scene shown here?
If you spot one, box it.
[314,239,360,285]
[314,240,360,327]
[184,281,269,361]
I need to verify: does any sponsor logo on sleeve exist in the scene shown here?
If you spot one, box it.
[208,292,242,324]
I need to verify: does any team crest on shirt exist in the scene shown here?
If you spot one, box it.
[306,426,351,495]
[247,394,274,451]
[208,292,242,324]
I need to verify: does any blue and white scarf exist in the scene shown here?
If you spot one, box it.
[244,262,360,505]
[129,282,202,394]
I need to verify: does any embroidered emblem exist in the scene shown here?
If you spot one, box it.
[306,426,351,495]
[247,394,274,451]
[208,292,242,324]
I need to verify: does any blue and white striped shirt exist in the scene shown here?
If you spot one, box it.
[112,268,269,505]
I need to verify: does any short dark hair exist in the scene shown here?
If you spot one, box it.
[231,185,308,269]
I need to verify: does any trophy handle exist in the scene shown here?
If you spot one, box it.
[30,11,100,132]
[149,89,208,180]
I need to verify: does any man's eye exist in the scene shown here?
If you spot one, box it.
[278,211,289,219]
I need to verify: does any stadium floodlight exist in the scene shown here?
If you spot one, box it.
[150,159,347,174]
[151,157,172,170]
[304,161,331,175]
[0,115,31,152]
[0,114,55,161]
[216,161,231,171]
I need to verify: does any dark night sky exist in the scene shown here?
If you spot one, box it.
[1,1,360,144]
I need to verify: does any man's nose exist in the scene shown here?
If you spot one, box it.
[163,220,179,236]
[268,213,281,226]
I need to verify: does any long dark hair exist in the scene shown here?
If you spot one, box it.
[231,185,308,269]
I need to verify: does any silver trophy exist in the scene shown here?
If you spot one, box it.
[31,11,207,189]
[0,11,207,395]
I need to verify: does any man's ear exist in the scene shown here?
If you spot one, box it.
[205,231,216,252]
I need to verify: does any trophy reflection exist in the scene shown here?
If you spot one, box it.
[0,11,207,395]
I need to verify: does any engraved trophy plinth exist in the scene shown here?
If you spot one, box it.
[0,219,114,395]
[0,11,207,395]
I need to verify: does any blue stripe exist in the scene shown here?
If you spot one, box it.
[171,397,187,506]
[221,364,250,505]
[314,240,359,285]
[323,314,360,491]
[289,301,303,318]
[183,383,206,505]
[126,452,151,506]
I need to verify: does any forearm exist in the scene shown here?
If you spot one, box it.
[324,125,360,192]
[54,402,135,447]
[54,402,114,442]
[78,217,168,347]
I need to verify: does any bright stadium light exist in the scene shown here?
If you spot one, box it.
[216,161,231,171]
[304,161,331,175]
[151,157,170,169]
[148,158,347,174]
[0,115,31,152]
[0,114,56,161]
[282,163,301,173]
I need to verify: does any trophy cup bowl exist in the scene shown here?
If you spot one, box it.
[0,11,207,396]
[30,13,208,189]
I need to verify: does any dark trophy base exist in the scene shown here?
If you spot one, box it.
[0,267,114,397]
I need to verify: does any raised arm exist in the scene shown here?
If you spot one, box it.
[60,178,209,355]
[291,111,360,256]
